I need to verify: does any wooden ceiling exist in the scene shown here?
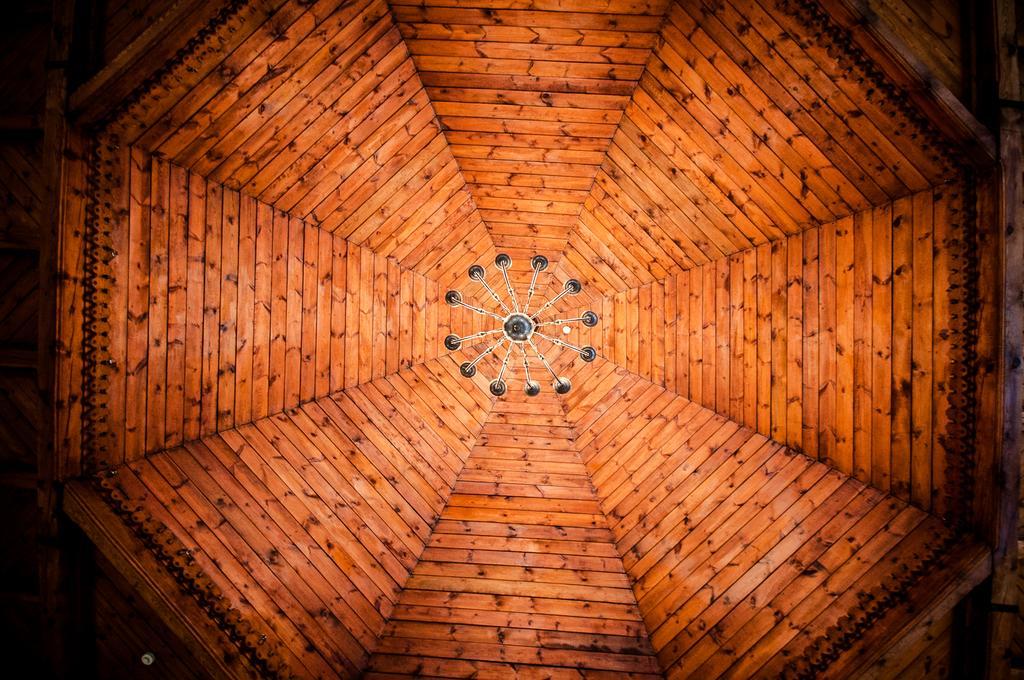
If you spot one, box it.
[118,0,493,286]
[561,0,956,295]
[391,0,668,269]
[53,0,991,677]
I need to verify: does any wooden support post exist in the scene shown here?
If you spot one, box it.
[985,0,1024,677]
[38,0,78,675]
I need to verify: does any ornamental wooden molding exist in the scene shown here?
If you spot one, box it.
[93,470,296,679]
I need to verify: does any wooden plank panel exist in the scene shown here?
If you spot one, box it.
[591,185,959,514]
[565,357,977,680]
[104,356,486,677]
[369,373,660,677]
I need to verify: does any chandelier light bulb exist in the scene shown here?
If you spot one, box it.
[444,254,600,397]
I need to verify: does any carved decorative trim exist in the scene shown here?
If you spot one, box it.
[94,471,295,679]
[97,0,251,138]
[73,0,985,678]
[767,1,982,674]
[938,172,980,534]
[773,0,963,174]
[780,173,980,677]
[781,525,955,679]
[80,133,118,470]
[74,0,298,672]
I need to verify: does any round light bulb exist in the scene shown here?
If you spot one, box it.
[562,325,571,335]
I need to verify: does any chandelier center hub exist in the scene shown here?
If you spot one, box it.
[503,313,535,342]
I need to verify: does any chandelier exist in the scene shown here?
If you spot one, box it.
[444,254,599,397]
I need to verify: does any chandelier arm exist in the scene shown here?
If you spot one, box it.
[522,266,542,314]
[475,276,511,315]
[452,298,505,322]
[519,344,534,383]
[527,338,560,382]
[535,317,588,327]
[469,336,508,369]
[499,266,521,312]
[534,330,587,354]
[496,343,513,382]
[530,288,571,318]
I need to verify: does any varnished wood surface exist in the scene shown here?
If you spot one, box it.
[0,140,45,248]
[592,183,963,514]
[563,0,954,295]
[390,0,669,266]
[561,356,964,679]
[46,0,1000,676]
[865,0,962,98]
[101,356,490,677]
[100,0,180,67]
[117,0,493,281]
[368,381,660,678]
[82,148,480,468]
[94,552,212,680]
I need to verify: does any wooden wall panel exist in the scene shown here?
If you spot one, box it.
[594,184,963,514]
[0,140,44,248]
[100,0,180,67]
[868,608,955,680]
[0,252,39,347]
[562,357,968,679]
[91,148,457,469]
[389,0,670,263]
[368,376,660,678]
[93,552,212,680]
[563,0,956,295]
[101,356,490,678]
[0,370,40,473]
[865,0,962,98]
[115,0,493,285]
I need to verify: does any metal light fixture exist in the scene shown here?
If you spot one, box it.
[444,254,600,397]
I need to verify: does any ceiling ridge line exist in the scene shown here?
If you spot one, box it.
[381,1,503,275]
[579,172,975,298]
[554,0,674,272]
[565,344,969,532]
[558,354,984,680]
[362,364,498,662]
[139,142,490,288]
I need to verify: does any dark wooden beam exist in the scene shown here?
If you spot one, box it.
[819,0,998,168]
[984,0,1024,676]
[38,0,74,675]
[67,0,234,127]
[63,481,253,680]
[0,114,43,134]
[0,470,37,489]
[0,346,40,369]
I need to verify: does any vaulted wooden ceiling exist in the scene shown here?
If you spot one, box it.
[54,0,994,677]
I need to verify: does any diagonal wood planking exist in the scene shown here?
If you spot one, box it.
[102,356,493,677]
[586,184,965,516]
[561,0,955,296]
[58,0,983,676]
[389,0,671,268]
[368,372,661,677]
[559,356,980,679]
[88,146,485,468]
[116,0,495,284]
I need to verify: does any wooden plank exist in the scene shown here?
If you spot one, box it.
[146,157,169,453]
[890,195,913,501]
[871,203,893,493]
[216,187,238,432]
[126,147,152,459]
